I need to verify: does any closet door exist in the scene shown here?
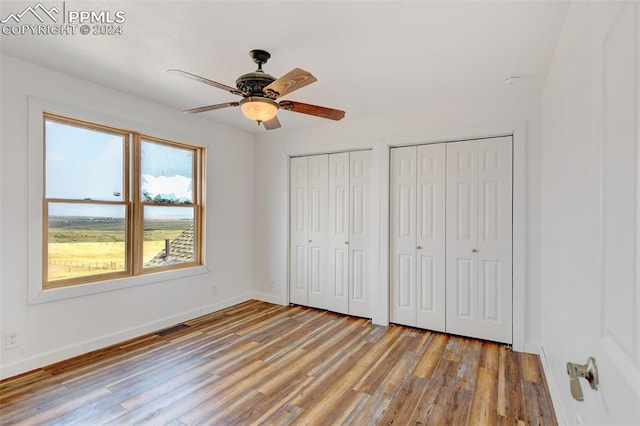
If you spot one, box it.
[390,146,418,326]
[415,144,446,331]
[446,137,512,344]
[326,152,350,314]
[348,150,372,318]
[289,157,309,305]
[390,145,446,330]
[307,155,329,309]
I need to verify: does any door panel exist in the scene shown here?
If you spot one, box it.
[349,150,372,317]
[477,137,512,342]
[390,146,417,326]
[446,137,512,344]
[307,155,328,309]
[416,144,446,331]
[327,152,349,314]
[289,157,308,305]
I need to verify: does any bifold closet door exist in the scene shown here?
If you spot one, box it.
[390,144,446,331]
[348,150,372,318]
[290,151,372,317]
[445,137,512,344]
[289,155,329,309]
[326,152,350,314]
[289,156,309,306]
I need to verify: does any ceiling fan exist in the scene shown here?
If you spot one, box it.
[168,49,345,130]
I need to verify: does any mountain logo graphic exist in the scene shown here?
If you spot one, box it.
[1,2,60,24]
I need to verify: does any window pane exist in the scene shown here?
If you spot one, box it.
[141,141,193,204]
[45,119,124,201]
[143,206,195,268]
[48,203,126,281]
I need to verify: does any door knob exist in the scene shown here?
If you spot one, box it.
[417,246,422,250]
[344,241,349,245]
[308,240,312,243]
[472,248,478,253]
[566,357,598,401]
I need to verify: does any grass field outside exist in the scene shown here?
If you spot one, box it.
[47,217,190,281]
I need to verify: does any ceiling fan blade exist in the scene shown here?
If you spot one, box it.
[263,116,281,130]
[183,102,240,114]
[263,68,317,99]
[168,69,246,96]
[279,101,345,121]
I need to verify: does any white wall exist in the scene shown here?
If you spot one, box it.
[0,55,255,379]
[252,93,543,352]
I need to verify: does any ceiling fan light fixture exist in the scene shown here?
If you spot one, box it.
[240,97,278,123]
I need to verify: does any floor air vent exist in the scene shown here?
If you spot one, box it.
[155,323,190,336]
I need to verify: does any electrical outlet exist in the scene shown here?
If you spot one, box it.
[6,332,18,349]
[270,280,276,289]
[212,284,218,295]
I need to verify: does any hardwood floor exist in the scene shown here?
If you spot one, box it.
[0,300,556,425]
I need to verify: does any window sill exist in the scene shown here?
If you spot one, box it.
[28,266,210,305]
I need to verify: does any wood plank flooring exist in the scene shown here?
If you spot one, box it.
[0,300,557,425]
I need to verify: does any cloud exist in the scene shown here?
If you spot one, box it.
[141,174,192,202]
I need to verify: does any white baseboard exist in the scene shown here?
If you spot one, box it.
[252,291,282,305]
[0,292,252,380]
[524,342,541,354]
[539,344,568,425]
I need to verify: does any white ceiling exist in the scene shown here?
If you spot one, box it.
[0,0,570,134]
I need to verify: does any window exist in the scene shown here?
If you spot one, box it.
[43,113,204,289]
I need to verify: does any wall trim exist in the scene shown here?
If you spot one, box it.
[252,291,282,305]
[540,344,569,425]
[0,292,252,380]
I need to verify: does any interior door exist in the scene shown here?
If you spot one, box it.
[327,152,350,314]
[415,144,446,331]
[390,146,417,326]
[307,155,329,309]
[289,156,309,305]
[587,1,639,422]
[445,137,512,344]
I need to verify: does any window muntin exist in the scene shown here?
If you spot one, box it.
[43,113,203,289]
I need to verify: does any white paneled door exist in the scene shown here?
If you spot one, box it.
[446,137,512,344]
[289,156,309,306]
[390,144,446,331]
[390,137,512,343]
[290,151,372,318]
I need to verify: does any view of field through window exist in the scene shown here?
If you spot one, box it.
[45,118,197,283]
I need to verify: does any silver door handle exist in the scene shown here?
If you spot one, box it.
[345,241,349,245]
[567,357,598,401]
[417,246,422,250]
[472,248,478,253]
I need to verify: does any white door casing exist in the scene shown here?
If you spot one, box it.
[446,137,512,344]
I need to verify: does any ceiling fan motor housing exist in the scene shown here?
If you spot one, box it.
[236,49,276,96]
[235,70,276,96]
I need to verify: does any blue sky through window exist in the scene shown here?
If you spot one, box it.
[46,120,194,219]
